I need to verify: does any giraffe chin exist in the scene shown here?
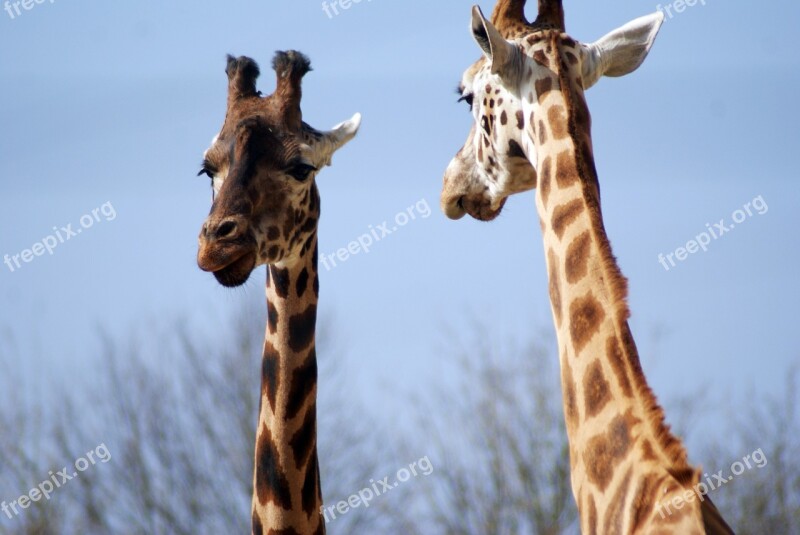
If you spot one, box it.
[211,251,257,288]
[462,196,507,222]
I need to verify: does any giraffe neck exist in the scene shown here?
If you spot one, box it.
[525,34,706,534]
[252,238,324,535]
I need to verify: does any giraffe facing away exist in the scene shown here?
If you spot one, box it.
[441,1,734,533]
[196,50,360,534]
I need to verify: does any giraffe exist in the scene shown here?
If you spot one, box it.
[441,1,734,533]
[196,50,360,534]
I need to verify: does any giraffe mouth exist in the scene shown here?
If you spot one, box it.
[210,250,257,288]
[461,196,507,222]
[197,239,258,288]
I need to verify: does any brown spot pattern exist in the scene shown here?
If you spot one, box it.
[583,413,633,491]
[302,453,321,517]
[507,139,526,159]
[301,233,316,257]
[267,301,279,335]
[255,423,293,509]
[641,440,658,462]
[527,34,543,46]
[296,267,309,298]
[286,349,317,420]
[533,49,549,68]
[262,341,280,412]
[551,199,583,239]
[289,304,317,353]
[539,156,552,208]
[565,231,591,283]
[312,244,320,291]
[583,360,611,418]
[565,51,579,65]
[290,403,317,469]
[535,77,554,103]
[556,150,579,188]
[548,105,569,139]
[270,267,291,299]
[569,292,606,355]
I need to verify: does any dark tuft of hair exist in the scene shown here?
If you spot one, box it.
[271,50,312,79]
[226,55,261,79]
[225,55,261,96]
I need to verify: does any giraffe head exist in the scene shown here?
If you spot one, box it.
[441,0,664,221]
[197,51,360,287]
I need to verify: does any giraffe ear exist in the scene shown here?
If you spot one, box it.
[580,12,665,90]
[471,5,522,83]
[301,113,362,169]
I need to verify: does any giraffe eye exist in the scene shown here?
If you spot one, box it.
[198,160,216,179]
[288,163,317,182]
[458,93,475,111]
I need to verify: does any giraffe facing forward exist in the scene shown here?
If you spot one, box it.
[441,1,734,533]
[197,50,360,534]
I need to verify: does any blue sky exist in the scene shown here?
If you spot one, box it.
[1,0,799,458]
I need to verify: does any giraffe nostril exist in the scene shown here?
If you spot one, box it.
[215,220,239,239]
[442,196,467,220]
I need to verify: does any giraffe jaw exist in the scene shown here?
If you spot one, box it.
[444,193,507,222]
[464,196,507,221]
[198,239,258,288]
[210,250,257,288]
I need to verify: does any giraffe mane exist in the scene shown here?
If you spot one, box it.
[551,32,697,483]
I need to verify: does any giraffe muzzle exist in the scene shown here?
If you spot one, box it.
[197,216,258,287]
